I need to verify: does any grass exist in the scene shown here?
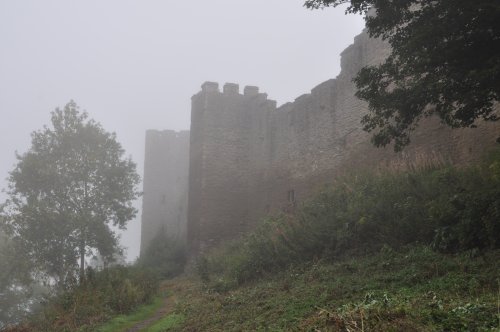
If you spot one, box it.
[97,296,164,332]
[168,246,500,331]
[143,313,185,332]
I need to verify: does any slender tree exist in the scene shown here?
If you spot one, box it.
[3,101,140,284]
[305,0,500,150]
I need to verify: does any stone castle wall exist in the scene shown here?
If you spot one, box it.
[141,29,499,254]
[140,130,189,254]
[186,29,500,253]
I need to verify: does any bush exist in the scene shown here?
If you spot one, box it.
[137,231,187,279]
[26,265,159,331]
[429,165,500,252]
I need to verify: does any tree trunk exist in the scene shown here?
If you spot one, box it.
[79,239,85,284]
[81,179,88,284]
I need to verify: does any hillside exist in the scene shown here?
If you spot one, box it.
[166,246,499,331]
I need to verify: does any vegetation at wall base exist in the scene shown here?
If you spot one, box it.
[197,149,500,288]
[137,231,187,280]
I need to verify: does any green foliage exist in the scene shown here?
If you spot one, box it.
[199,151,500,286]
[3,101,141,284]
[429,168,500,253]
[304,0,500,150]
[138,231,187,279]
[25,265,159,332]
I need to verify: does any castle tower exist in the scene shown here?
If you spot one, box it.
[187,82,276,254]
[140,130,190,255]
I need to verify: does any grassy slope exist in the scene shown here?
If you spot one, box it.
[167,246,499,331]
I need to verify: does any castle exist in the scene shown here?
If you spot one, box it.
[140,29,500,255]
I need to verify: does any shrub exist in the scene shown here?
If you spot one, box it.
[26,265,159,331]
[137,230,187,279]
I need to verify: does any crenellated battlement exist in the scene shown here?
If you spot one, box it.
[223,83,239,95]
[244,85,259,96]
[198,81,275,105]
[146,129,189,140]
[201,81,219,93]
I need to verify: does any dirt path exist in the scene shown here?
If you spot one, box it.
[125,293,173,332]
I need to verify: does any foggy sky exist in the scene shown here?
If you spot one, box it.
[0,0,364,261]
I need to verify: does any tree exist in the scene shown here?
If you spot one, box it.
[304,0,500,150]
[3,101,140,285]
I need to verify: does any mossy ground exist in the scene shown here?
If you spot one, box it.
[166,246,499,331]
